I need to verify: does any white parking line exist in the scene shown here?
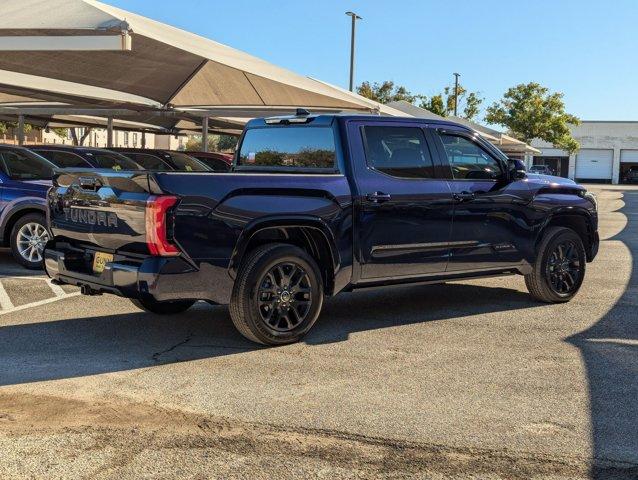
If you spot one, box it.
[47,279,67,297]
[0,291,81,316]
[0,281,15,310]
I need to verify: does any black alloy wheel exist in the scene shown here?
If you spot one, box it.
[256,262,313,332]
[546,240,582,295]
[525,226,587,303]
[229,243,324,345]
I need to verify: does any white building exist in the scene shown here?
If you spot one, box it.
[2,126,187,151]
[531,121,638,184]
[41,128,187,150]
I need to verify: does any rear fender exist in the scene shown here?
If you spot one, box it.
[0,198,47,244]
[229,215,341,292]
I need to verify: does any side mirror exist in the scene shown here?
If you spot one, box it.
[508,159,527,181]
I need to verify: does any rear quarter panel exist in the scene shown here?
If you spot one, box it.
[0,177,49,243]
[153,172,353,289]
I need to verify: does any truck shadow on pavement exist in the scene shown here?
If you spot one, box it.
[0,282,539,387]
[567,189,638,479]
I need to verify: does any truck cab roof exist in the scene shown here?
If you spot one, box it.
[246,113,475,132]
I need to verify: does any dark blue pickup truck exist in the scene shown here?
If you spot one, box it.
[44,114,599,345]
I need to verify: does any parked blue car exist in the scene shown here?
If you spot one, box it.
[0,145,55,269]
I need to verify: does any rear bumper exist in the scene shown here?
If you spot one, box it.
[44,243,233,304]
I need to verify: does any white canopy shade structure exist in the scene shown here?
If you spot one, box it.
[0,89,246,147]
[0,0,387,115]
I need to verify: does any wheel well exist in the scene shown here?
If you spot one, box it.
[240,226,336,295]
[2,208,45,247]
[542,214,592,258]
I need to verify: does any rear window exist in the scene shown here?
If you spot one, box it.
[125,153,172,170]
[238,126,336,170]
[34,150,91,168]
[165,152,209,172]
[84,151,142,170]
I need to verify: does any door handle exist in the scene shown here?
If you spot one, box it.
[366,192,392,203]
[453,191,475,202]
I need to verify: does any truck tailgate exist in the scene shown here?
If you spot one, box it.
[48,170,161,255]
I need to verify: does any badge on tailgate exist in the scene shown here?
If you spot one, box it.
[92,252,114,274]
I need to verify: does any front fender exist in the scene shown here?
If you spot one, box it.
[535,202,599,261]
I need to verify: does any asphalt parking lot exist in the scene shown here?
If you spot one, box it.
[0,185,636,479]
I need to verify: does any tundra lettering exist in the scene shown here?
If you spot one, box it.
[44,114,599,345]
[63,208,118,228]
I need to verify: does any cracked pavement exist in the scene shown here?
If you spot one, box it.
[0,185,636,479]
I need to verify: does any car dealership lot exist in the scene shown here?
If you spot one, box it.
[0,185,636,479]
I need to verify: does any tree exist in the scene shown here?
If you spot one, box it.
[462,92,483,121]
[50,128,70,139]
[357,81,422,105]
[217,135,239,152]
[185,134,239,152]
[419,95,446,116]
[69,127,93,146]
[434,83,483,120]
[357,79,482,120]
[485,82,580,153]
[0,120,35,136]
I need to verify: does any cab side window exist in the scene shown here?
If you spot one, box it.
[438,134,503,180]
[362,126,436,179]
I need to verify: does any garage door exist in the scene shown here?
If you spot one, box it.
[620,149,638,163]
[575,149,613,180]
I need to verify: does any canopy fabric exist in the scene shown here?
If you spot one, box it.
[0,0,384,113]
[0,69,162,108]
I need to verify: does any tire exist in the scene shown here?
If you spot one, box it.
[230,243,324,345]
[130,296,196,314]
[10,212,49,270]
[525,227,587,303]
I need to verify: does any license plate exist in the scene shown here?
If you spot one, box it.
[92,252,113,274]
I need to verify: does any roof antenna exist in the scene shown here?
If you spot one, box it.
[296,108,310,117]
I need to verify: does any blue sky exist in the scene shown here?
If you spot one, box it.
[108,0,638,121]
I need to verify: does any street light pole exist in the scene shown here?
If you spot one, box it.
[346,11,362,92]
[453,72,460,117]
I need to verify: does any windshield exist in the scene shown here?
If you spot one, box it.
[84,150,142,170]
[0,148,55,180]
[166,152,210,171]
[32,149,91,168]
[238,126,337,170]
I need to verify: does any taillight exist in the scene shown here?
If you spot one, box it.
[146,195,180,256]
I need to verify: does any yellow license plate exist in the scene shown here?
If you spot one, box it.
[92,252,113,274]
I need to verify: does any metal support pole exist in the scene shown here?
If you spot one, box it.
[346,12,362,92]
[202,116,209,152]
[107,116,114,148]
[141,131,146,149]
[453,73,460,117]
[17,114,25,146]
